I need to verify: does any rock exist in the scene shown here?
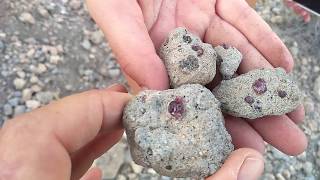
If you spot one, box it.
[159,28,217,88]
[69,0,82,10]
[3,104,13,116]
[30,75,40,84]
[213,68,302,119]
[35,92,54,104]
[131,162,144,173]
[31,85,42,92]
[22,88,32,101]
[8,98,20,107]
[313,76,320,101]
[14,105,26,116]
[90,31,104,44]
[263,173,276,180]
[214,45,242,79]
[81,39,91,50]
[19,12,36,25]
[95,141,127,179]
[13,78,26,90]
[37,5,50,18]
[0,40,5,52]
[302,162,313,175]
[116,175,126,180]
[123,84,233,178]
[108,68,121,78]
[275,173,285,180]
[26,100,41,110]
[36,63,47,74]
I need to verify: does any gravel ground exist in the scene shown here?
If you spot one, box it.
[0,0,319,179]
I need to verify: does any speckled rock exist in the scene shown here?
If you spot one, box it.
[123,84,233,178]
[159,28,217,88]
[214,45,242,79]
[213,68,302,119]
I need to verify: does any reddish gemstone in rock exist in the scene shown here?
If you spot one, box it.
[168,97,185,118]
[191,45,204,57]
[244,96,254,104]
[252,78,267,94]
[278,90,287,98]
[222,43,230,49]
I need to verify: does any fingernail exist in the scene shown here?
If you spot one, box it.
[238,157,264,180]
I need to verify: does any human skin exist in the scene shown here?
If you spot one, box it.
[86,0,307,155]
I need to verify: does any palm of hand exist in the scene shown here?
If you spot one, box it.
[88,0,307,155]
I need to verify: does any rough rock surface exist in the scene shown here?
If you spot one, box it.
[159,28,217,88]
[123,84,233,178]
[213,68,302,119]
[214,45,242,79]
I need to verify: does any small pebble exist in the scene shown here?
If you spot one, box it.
[13,78,26,90]
[69,0,82,10]
[14,105,26,116]
[19,12,36,24]
[108,68,121,78]
[0,40,5,52]
[81,39,91,50]
[35,91,54,104]
[3,104,13,116]
[22,88,32,101]
[8,98,20,106]
[26,100,41,110]
[90,31,104,44]
[37,5,50,18]
[302,162,313,175]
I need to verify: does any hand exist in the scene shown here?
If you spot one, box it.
[87,0,307,156]
[0,84,131,180]
[0,84,264,180]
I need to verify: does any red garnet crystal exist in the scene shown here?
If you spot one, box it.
[252,78,267,94]
[168,97,185,119]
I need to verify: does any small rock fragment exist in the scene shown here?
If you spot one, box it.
[123,84,233,178]
[14,105,26,116]
[3,104,13,116]
[214,45,242,79]
[159,28,217,88]
[213,68,302,119]
[89,31,104,44]
[26,100,41,110]
[37,5,50,18]
[19,12,36,25]
[13,78,26,90]
[22,88,32,101]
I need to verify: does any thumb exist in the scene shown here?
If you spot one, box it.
[207,148,264,180]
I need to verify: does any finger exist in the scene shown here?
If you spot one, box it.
[207,148,264,180]
[204,15,273,74]
[106,84,127,93]
[216,0,294,72]
[0,89,131,179]
[250,115,308,155]
[287,105,305,124]
[225,116,265,153]
[71,130,123,180]
[80,167,102,180]
[86,0,169,90]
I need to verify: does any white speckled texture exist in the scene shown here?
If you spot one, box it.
[213,68,302,119]
[214,45,242,79]
[159,28,217,88]
[123,84,233,178]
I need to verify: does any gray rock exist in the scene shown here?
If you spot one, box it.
[213,68,302,119]
[14,105,26,116]
[81,39,91,50]
[123,84,233,178]
[3,104,13,116]
[19,12,35,25]
[302,162,313,175]
[8,98,20,107]
[35,91,54,104]
[313,76,320,101]
[108,68,121,78]
[214,45,242,79]
[69,0,82,10]
[159,28,217,88]
[26,100,40,110]
[13,78,26,90]
[0,40,5,52]
[37,5,50,18]
[89,30,104,45]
